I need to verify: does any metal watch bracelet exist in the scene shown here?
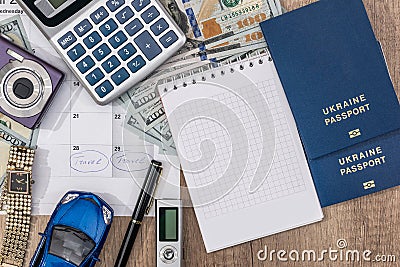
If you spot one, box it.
[0,146,35,267]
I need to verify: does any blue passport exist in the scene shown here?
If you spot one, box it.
[260,0,400,206]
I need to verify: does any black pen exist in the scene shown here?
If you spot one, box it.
[114,160,163,267]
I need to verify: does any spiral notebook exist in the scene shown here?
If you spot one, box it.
[158,54,323,252]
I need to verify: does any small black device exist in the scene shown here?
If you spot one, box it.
[156,199,182,267]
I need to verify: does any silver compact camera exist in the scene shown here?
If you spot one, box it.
[0,35,64,129]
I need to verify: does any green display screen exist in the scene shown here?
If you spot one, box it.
[48,0,68,9]
[159,208,178,242]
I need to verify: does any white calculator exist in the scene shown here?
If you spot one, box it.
[16,0,186,105]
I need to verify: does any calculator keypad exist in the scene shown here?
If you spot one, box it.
[134,31,161,60]
[102,55,121,73]
[150,18,168,36]
[109,31,128,49]
[111,67,130,85]
[77,56,95,74]
[127,55,146,73]
[132,0,150,12]
[95,80,114,98]
[116,6,134,24]
[160,30,178,48]
[83,31,102,49]
[74,19,93,37]
[118,43,137,61]
[58,31,77,49]
[86,68,105,86]
[57,0,183,102]
[125,19,143,36]
[67,44,86,62]
[141,6,160,24]
[93,43,111,61]
[100,19,118,37]
[90,7,109,24]
[106,0,125,12]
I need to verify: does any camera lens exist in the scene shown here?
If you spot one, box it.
[12,77,34,99]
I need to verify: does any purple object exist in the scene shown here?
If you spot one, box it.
[0,36,64,129]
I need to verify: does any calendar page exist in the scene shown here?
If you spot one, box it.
[0,2,180,215]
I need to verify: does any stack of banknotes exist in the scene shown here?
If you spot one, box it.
[118,0,284,154]
[0,16,39,192]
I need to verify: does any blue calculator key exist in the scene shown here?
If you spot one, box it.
[132,0,150,12]
[77,56,95,74]
[74,19,93,37]
[99,19,118,37]
[160,30,178,48]
[118,43,137,61]
[83,31,102,49]
[134,30,161,60]
[127,55,146,73]
[150,18,169,36]
[85,68,105,86]
[67,44,86,62]
[106,0,125,12]
[90,6,109,24]
[124,19,143,36]
[111,67,130,85]
[116,6,134,24]
[109,31,127,48]
[101,55,121,73]
[57,31,76,49]
[141,6,160,24]
[95,80,114,98]
[93,43,111,61]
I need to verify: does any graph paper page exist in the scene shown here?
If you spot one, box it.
[159,55,323,252]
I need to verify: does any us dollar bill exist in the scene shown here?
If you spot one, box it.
[165,27,266,63]
[0,15,32,50]
[181,0,273,41]
[126,80,160,113]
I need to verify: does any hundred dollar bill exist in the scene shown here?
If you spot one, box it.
[125,114,162,145]
[0,123,30,147]
[124,99,176,149]
[166,40,266,65]
[139,99,166,131]
[165,28,266,64]
[0,15,32,50]
[125,81,160,113]
[125,112,176,153]
[0,113,37,147]
[181,0,273,41]
[152,118,175,148]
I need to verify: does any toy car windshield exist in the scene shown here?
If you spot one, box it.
[49,225,95,266]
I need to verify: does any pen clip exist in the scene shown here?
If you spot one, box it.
[145,169,162,214]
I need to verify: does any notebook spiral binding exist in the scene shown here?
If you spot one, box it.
[162,49,272,92]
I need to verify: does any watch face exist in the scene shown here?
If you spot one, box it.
[8,171,30,194]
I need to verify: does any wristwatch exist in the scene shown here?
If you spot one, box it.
[0,146,35,267]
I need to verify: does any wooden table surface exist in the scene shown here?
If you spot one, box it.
[11,0,400,266]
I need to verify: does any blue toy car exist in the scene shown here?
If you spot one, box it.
[30,191,114,267]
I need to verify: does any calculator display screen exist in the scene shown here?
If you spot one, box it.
[48,0,67,9]
[159,207,178,242]
[22,0,93,27]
